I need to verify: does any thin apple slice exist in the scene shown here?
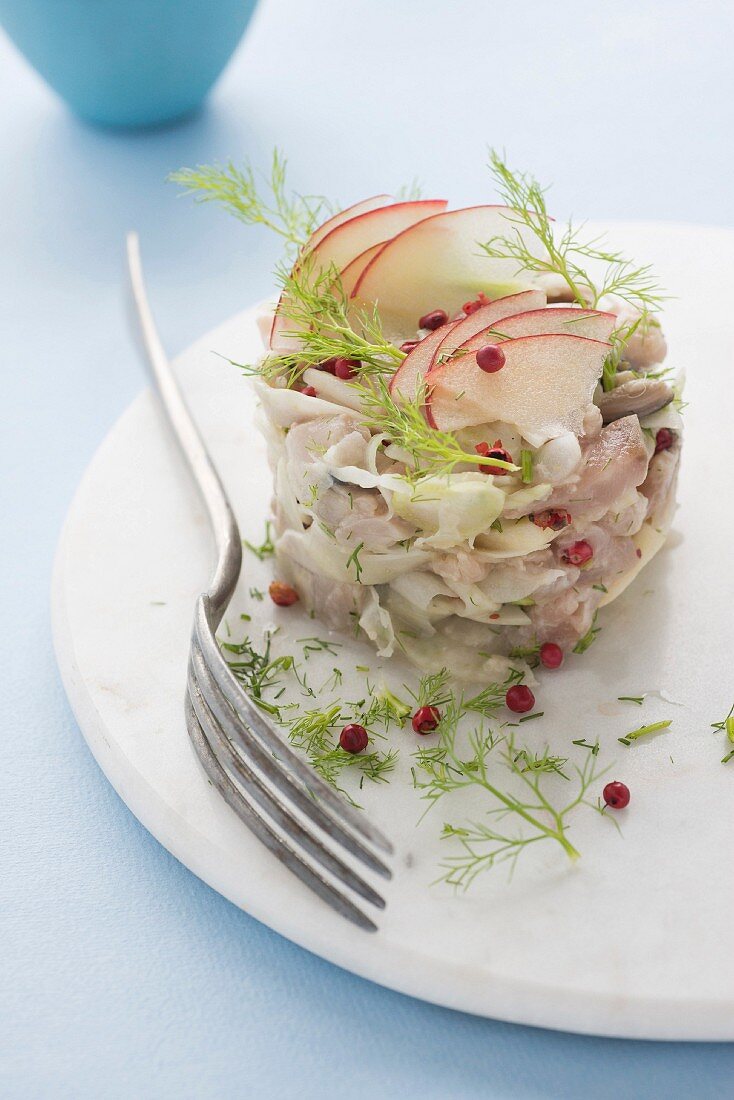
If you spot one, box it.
[427,290,547,372]
[271,199,447,350]
[306,199,447,279]
[339,242,386,299]
[444,307,617,366]
[427,333,611,445]
[352,206,544,341]
[388,323,459,400]
[304,195,393,252]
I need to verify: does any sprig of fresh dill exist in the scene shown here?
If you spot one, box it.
[169,149,331,251]
[220,628,397,796]
[482,149,667,390]
[285,703,397,798]
[483,149,666,313]
[231,262,404,389]
[357,377,520,482]
[220,631,294,717]
[413,701,608,887]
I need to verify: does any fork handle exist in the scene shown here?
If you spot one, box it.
[126,232,242,625]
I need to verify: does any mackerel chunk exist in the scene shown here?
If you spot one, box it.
[545,415,649,521]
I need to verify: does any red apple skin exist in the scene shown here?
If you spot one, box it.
[388,323,458,400]
[426,290,547,373]
[444,306,618,362]
[339,243,387,299]
[304,195,392,253]
[350,206,544,341]
[425,332,611,437]
[270,199,447,349]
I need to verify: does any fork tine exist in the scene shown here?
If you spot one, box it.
[187,686,385,919]
[188,673,387,911]
[127,235,393,928]
[190,641,392,880]
[195,597,394,856]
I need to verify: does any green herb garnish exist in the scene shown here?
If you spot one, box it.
[170,149,330,252]
[243,520,275,561]
[618,719,672,746]
[572,612,601,655]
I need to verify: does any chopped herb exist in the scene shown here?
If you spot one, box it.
[297,636,342,658]
[243,520,275,561]
[572,739,600,756]
[618,719,672,746]
[221,631,293,718]
[520,449,533,484]
[592,583,608,593]
[572,612,600,655]
[249,587,265,601]
[618,695,645,705]
[346,540,365,583]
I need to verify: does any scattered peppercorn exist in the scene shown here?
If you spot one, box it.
[539,642,564,670]
[532,509,572,531]
[334,357,360,380]
[505,685,535,714]
[268,580,299,607]
[339,723,369,754]
[418,309,449,330]
[476,344,506,373]
[301,386,318,397]
[462,292,491,315]
[412,705,441,734]
[399,340,419,354]
[561,540,594,567]
[475,439,513,475]
[603,781,630,809]
[655,427,674,454]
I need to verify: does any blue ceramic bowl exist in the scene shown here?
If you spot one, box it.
[0,0,258,128]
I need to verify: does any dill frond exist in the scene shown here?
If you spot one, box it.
[357,377,520,482]
[483,149,667,389]
[170,149,331,250]
[414,713,607,887]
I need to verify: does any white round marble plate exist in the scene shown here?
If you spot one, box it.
[52,224,734,1040]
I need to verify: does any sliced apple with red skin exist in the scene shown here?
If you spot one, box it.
[390,290,544,400]
[270,199,447,350]
[426,333,611,446]
[427,290,547,372]
[388,322,459,400]
[269,197,391,348]
[339,242,386,299]
[436,307,617,372]
[351,206,544,341]
[304,195,392,252]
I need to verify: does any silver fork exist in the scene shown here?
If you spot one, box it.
[126,233,393,931]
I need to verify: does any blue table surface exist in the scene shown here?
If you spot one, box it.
[2,1,733,1095]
